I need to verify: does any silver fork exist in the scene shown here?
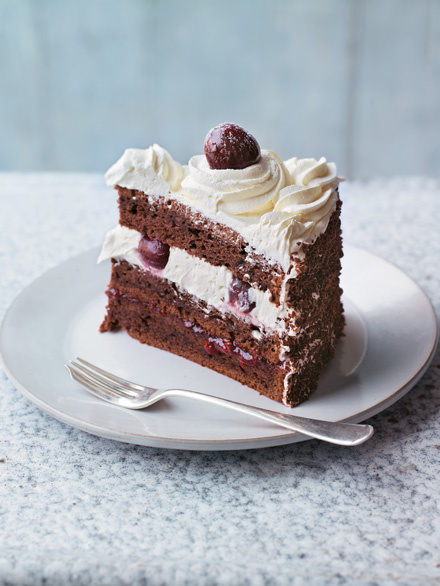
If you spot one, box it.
[65,358,374,446]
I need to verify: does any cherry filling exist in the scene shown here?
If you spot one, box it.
[203,337,261,368]
[228,276,256,314]
[138,237,170,270]
[107,289,263,369]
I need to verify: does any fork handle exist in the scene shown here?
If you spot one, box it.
[161,389,373,446]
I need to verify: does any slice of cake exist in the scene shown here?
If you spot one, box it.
[98,123,344,407]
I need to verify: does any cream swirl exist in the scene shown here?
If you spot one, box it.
[181,150,290,216]
[285,156,338,189]
[105,145,185,192]
[270,157,340,246]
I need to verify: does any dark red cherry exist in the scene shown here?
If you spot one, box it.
[204,339,219,356]
[204,123,261,170]
[138,237,170,270]
[223,340,235,356]
[228,276,256,313]
[239,351,260,368]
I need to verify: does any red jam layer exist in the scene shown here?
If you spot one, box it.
[107,288,271,370]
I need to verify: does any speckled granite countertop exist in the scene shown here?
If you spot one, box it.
[0,174,439,586]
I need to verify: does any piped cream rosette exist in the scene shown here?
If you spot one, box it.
[105,144,185,193]
[269,156,341,247]
[181,150,291,216]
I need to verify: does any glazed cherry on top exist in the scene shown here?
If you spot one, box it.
[204,123,261,170]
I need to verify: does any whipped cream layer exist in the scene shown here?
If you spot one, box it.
[105,146,342,272]
[98,225,293,333]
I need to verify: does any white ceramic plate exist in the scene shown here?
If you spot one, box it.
[1,245,437,450]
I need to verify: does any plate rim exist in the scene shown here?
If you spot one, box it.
[1,244,438,451]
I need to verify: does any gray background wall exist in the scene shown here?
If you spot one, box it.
[1,0,439,179]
